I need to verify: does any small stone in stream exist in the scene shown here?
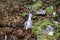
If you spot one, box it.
[36,9,46,16]
[47,31,54,36]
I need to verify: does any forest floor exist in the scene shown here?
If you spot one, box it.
[0,0,60,40]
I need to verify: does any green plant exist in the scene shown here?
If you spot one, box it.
[54,24,60,39]
[31,19,53,34]
[53,0,60,6]
[26,0,42,12]
[31,0,42,11]
[46,6,54,14]
[31,19,59,40]
[21,12,27,17]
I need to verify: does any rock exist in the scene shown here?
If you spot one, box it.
[52,12,56,17]
[36,9,46,16]
[48,31,54,36]
[33,0,37,2]
[42,25,54,36]
[42,29,47,34]
[57,17,60,22]
[24,13,33,30]
[50,6,54,9]
[46,25,54,36]
[53,21,58,28]
[55,16,60,22]
[36,35,40,40]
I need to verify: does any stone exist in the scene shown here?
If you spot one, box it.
[52,12,56,17]
[36,9,46,16]
[33,0,37,2]
[24,13,33,30]
[42,25,54,36]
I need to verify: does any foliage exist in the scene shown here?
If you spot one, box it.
[31,1,42,11]
[31,19,53,34]
[31,18,60,40]
[54,23,60,38]
[26,0,42,12]
[53,0,60,6]
[21,12,27,17]
[46,6,54,14]
[31,19,59,40]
